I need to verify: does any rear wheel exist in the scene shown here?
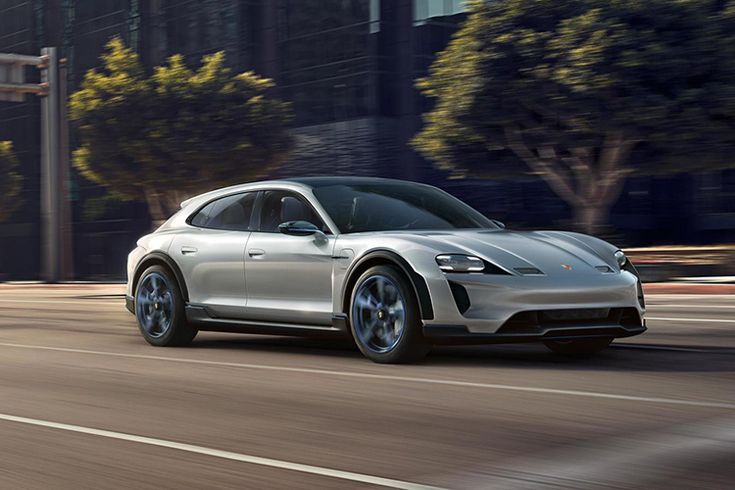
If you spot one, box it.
[349,265,429,364]
[135,265,197,346]
[544,337,612,357]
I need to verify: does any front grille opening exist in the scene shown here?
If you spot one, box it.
[448,281,471,315]
[540,308,611,324]
[496,311,540,334]
[498,307,642,334]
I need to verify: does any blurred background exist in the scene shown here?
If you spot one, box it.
[0,0,734,281]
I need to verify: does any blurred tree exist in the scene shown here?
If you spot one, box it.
[70,38,293,223]
[0,141,22,223]
[414,0,735,233]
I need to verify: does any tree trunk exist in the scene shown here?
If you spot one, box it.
[503,126,635,235]
[144,191,168,228]
[573,203,608,235]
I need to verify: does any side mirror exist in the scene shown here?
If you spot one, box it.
[278,220,321,236]
[492,219,506,229]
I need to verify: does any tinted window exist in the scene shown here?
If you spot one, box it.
[189,193,256,231]
[312,183,496,233]
[259,191,326,232]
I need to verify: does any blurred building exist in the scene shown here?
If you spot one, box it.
[0,0,733,279]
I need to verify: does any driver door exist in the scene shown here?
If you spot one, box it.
[244,190,335,326]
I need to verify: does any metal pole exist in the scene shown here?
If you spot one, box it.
[59,57,73,280]
[40,47,60,283]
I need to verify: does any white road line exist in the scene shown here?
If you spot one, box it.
[646,316,735,324]
[0,413,445,490]
[0,299,121,306]
[0,342,733,410]
[612,344,709,353]
[648,304,735,309]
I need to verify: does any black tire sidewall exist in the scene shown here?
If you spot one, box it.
[135,265,193,346]
[348,265,428,363]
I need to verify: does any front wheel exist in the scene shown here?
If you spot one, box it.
[135,265,197,346]
[544,337,612,357]
[349,265,430,364]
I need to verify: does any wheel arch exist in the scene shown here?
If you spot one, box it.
[132,252,189,302]
[341,250,434,320]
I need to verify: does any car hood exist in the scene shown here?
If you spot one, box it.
[386,229,619,277]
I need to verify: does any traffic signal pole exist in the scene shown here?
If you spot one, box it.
[40,47,61,282]
[0,48,71,282]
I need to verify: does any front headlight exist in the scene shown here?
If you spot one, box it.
[614,250,627,268]
[436,254,485,272]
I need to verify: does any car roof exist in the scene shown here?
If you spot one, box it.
[179,177,427,210]
[286,176,413,187]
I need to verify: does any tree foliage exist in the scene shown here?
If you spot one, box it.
[0,141,22,223]
[414,0,735,232]
[70,38,294,222]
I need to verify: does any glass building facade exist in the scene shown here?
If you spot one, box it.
[0,0,733,279]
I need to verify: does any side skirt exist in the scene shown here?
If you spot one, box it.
[185,305,350,338]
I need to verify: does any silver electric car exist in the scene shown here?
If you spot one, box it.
[126,177,645,363]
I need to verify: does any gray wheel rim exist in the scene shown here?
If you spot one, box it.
[352,274,406,354]
[136,272,174,339]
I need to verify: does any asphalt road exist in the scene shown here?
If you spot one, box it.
[0,284,733,489]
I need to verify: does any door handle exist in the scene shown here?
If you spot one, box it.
[248,248,265,258]
[180,246,198,255]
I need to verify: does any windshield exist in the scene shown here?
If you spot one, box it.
[312,182,496,233]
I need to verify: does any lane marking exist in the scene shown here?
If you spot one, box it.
[646,316,735,324]
[0,412,445,490]
[0,342,733,410]
[648,304,735,309]
[0,299,121,306]
[612,344,709,353]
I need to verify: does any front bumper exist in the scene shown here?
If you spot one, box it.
[423,270,645,335]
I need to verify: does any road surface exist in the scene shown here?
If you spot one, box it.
[0,284,733,489]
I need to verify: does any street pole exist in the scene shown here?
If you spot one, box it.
[0,49,67,282]
[58,57,73,281]
[40,47,60,283]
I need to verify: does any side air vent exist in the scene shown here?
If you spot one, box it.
[448,281,471,315]
[514,267,543,275]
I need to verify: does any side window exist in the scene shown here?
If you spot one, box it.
[259,191,327,233]
[189,192,256,231]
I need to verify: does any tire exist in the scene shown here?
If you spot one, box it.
[134,265,197,347]
[544,337,612,357]
[349,265,430,364]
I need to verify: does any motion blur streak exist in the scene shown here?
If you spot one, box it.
[0,342,733,410]
[450,417,735,490]
[0,413,447,490]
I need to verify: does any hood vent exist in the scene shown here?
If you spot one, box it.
[514,267,543,275]
[596,265,614,273]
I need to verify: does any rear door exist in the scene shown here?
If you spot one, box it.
[171,192,257,319]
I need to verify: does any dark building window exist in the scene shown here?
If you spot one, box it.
[275,0,377,126]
